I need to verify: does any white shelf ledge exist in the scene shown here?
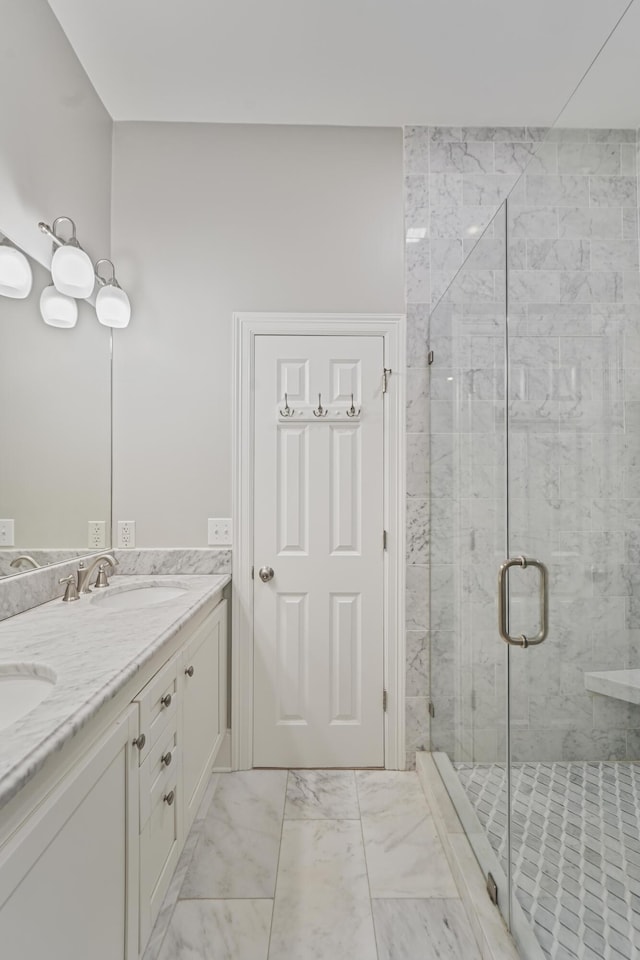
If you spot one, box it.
[584,669,640,705]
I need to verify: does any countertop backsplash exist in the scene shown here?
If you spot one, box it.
[0,548,232,621]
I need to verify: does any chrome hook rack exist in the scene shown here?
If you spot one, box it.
[346,394,361,417]
[280,393,295,417]
[313,393,328,417]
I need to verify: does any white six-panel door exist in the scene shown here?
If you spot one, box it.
[253,335,385,768]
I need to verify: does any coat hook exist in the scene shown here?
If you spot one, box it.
[346,393,361,417]
[313,392,328,417]
[280,393,295,417]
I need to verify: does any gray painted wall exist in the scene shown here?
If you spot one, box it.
[110,122,404,547]
[0,0,112,264]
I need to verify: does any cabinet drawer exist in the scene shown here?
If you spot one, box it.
[139,725,180,830]
[139,772,180,952]
[133,657,178,763]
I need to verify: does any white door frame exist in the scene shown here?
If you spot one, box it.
[232,312,406,771]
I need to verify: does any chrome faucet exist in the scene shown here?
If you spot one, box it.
[76,554,118,594]
[9,554,41,570]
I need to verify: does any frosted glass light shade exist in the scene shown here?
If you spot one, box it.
[0,245,33,299]
[40,285,78,328]
[51,243,94,298]
[96,284,131,328]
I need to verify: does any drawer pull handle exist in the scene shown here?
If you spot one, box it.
[132,734,146,750]
[163,790,175,806]
[160,693,172,708]
[185,665,194,677]
[161,751,173,767]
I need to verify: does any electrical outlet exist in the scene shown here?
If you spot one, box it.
[208,517,232,546]
[88,520,106,550]
[117,520,136,549]
[0,520,15,547]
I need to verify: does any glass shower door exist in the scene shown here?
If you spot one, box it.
[428,202,513,929]
[504,161,632,957]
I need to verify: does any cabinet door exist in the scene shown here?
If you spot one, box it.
[181,600,227,832]
[0,707,139,960]
[139,768,180,952]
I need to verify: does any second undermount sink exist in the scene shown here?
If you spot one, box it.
[90,582,189,611]
[0,663,57,731]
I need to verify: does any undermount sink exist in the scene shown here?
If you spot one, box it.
[0,664,57,731]
[90,583,188,611]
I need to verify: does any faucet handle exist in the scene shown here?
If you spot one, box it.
[59,575,80,602]
[94,563,110,589]
[77,560,92,594]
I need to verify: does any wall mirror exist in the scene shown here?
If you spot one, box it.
[0,239,112,579]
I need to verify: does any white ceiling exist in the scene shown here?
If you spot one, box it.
[47,0,638,128]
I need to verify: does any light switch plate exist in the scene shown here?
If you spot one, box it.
[0,520,15,546]
[208,517,232,546]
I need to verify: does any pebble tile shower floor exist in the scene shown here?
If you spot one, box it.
[145,768,481,960]
[456,761,640,960]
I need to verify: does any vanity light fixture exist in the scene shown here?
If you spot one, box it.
[94,259,131,328]
[39,217,95,299]
[0,237,33,299]
[39,284,78,328]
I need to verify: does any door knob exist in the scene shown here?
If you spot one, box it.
[258,566,274,582]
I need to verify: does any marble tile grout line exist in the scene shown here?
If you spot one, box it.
[265,771,289,960]
[355,769,382,960]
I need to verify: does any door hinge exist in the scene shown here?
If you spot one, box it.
[427,349,434,365]
[428,702,435,718]
[486,872,498,906]
[383,368,392,393]
[383,529,387,551]
[383,690,388,712]
[251,566,254,580]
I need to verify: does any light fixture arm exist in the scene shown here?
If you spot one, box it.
[52,216,78,244]
[38,220,69,249]
[94,258,120,288]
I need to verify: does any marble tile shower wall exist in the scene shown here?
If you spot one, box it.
[404,125,640,765]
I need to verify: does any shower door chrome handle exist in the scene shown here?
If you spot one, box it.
[498,556,548,649]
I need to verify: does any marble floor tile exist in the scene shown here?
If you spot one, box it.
[157,900,272,960]
[269,819,378,960]
[356,770,429,818]
[357,771,458,898]
[372,899,481,960]
[180,770,287,899]
[284,770,359,819]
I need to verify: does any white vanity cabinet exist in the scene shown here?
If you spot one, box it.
[180,598,227,833]
[0,707,140,960]
[0,589,229,960]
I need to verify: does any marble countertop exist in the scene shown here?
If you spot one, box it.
[0,574,230,812]
[584,669,640,705]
